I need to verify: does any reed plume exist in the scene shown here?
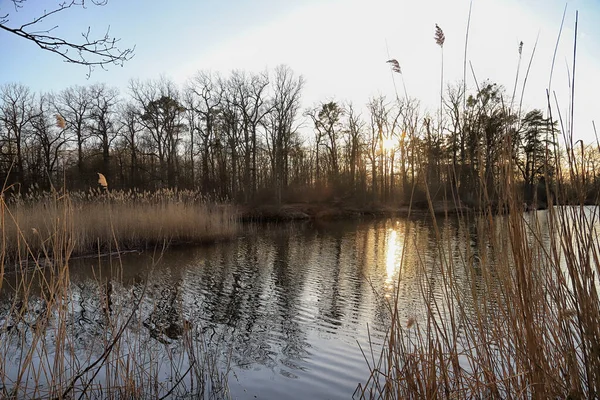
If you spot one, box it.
[511,41,525,108]
[55,114,66,129]
[386,59,410,103]
[434,23,445,138]
[434,24,445,47]
[386,59,402,74]
[97,172,108,190]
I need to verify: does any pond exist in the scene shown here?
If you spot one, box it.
[0,211,571,399]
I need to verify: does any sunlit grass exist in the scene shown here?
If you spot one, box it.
[2,188,238,259]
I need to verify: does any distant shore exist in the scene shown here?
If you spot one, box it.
[237,201,475,222]
[235,200,597,222]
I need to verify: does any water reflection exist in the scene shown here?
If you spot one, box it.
[385,229,399,285]
[0,214,557,399]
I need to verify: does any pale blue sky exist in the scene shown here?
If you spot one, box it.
[2,0,599,141]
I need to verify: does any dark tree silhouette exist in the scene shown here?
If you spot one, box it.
[1,64,585,207]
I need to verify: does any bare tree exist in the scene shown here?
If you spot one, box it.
[55,85,92,179]
[444,84,466,189]
[130,78,185,188]
[0,83,35,187]
[399,98,420,196]
[384,102,402,200]
[228,70,271,200]
[367,96,387,201]
[186,71,223,193]
[0,0,134,76]
[30,93,70,188]
[304,106,324,186]
[182,89,199,188]
[218,75,242,198]
[118,102,142,187]
[88,83,120,183]
[306,101,343,187]
[265,65,303,204]
[345,103,364,194]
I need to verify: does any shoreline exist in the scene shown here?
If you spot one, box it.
[236,201,475,222]
[236,200,600,222]
[5,199,595,263]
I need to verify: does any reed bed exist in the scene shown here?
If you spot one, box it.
[0,188,233,398]
[1,188,238,259]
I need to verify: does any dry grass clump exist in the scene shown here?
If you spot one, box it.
[1,188,237,259]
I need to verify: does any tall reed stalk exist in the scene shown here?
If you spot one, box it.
[435,24,446,141]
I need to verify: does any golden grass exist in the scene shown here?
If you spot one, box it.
[2,189,238,259]
[0,188,234,398]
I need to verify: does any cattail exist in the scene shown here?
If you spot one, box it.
[97,172,108,190]
[56,114,66,129]
[386,59,402,74]
[434,24,445,47]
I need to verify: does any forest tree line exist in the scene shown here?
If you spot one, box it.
[1,65,598,206]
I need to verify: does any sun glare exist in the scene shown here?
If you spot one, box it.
[383,137,396,152]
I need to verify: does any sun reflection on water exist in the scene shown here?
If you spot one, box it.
[385,228,403,296]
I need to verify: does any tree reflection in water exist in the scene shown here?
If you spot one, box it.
[0,216,503,399]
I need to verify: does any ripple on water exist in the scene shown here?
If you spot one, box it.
[3,217,513,399]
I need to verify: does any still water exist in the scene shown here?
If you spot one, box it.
[0,214,525,398]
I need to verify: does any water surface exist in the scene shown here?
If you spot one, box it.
[0,214,517,398]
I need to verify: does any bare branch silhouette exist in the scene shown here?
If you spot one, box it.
[0,0,134,77]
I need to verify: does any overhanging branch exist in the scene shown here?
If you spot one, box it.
[1,0,134,77]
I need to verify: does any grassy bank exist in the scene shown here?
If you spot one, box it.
[2,189,238,260]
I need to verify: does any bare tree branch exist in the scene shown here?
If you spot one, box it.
[0,0,134,77]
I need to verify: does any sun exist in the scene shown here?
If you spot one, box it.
[383,136,396,152]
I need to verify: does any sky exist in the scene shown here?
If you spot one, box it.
[1,0,599,142]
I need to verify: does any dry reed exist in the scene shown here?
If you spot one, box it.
[1,188,238,259]
[0,188,233,398]
[356,9,599,400]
